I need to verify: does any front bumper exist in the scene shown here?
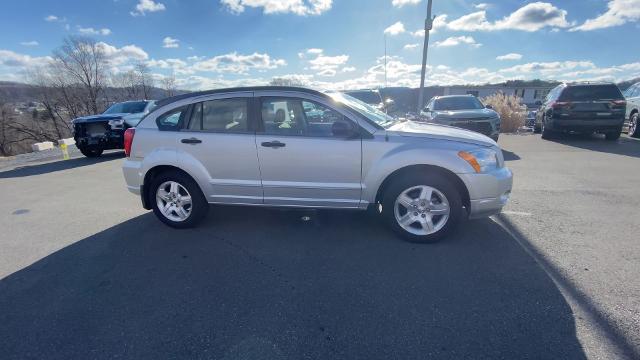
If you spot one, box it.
[458,167,513,219]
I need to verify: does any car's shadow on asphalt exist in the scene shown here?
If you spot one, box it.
[0,207,588,360]
[545,133,640,158]
[0,151,125,178]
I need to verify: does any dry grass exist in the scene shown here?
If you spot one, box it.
[482,93,527,133]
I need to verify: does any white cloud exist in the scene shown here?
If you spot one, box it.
[384,21,406,35]
[496,53,523,61]
[0,50,52,68]
[162,37,180,48]
[403,43,420,50]
[498,61,595,75]
[342,66,356,73]
[96,42,149,68]
[20,41,39,47]
[147,58,193,74]
[308,52,349,77]
[392,0,421,8]
[447,2,571,32]
[131,0,166,16]
[571,0,640,31]
[220,0,333,16]
[192,52,286,74]
[474,3,489,10]
[77,27,112,36]
[433,36,481,48]
[44,15,63,22]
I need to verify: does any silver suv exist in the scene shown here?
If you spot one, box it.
[122,87,512,243]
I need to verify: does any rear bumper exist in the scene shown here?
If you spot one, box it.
[548,117,624,132]
[458,167,513,219]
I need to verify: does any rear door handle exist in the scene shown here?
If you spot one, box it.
[181,138,202,144]
[261,141,286,148]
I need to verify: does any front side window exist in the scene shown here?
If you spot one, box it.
[261,98,355,138]
[157,105,189,131]
[188,98,249,133]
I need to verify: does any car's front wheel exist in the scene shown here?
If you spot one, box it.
[382,173,463,243]
[79,147,103,158]
[629,113,639,138]
[150,171,208,229]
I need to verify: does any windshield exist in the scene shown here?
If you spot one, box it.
[344,91,382,105]
[103,101,149,115]
[328,92,395,128]
[433,96,484,111]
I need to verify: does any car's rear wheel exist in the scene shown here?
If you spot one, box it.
[79,147,103,158]
[541,118,557,139]
[382,173,462,243]
[605,127,622,141]
[533,124,541,134]
[150,171,208,229]
[629,113,639,138]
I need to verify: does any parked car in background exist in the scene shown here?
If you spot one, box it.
[122,86,512,243]
[534,82,626,140]
[344,89,394,114]
[526,110,537,128]
[73,100,156,157]
[419,95,501,141]
[623,82,640,138]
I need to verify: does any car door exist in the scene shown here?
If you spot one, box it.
[176,92,262,205]
[255,92,362,208]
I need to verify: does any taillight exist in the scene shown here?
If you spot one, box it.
[611,100,626,107]
[124,128,135,157]
[551,101,572,110]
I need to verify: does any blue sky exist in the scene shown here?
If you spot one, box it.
[1,0,639,90]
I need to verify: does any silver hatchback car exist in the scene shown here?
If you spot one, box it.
[122,87,512,243]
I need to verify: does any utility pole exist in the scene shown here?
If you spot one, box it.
[417,0,434,113]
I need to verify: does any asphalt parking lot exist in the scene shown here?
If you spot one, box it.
[1,134,639,360]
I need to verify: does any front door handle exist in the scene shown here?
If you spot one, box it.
[181,138,202,145]
[261,141,286,148]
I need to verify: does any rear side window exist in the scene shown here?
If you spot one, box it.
[559,85,623,101]
[187,98,249,133]
[156,105,189,131]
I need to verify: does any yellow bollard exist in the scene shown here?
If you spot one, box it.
[60,143,70,160]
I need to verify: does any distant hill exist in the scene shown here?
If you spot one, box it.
[0,81,189,104]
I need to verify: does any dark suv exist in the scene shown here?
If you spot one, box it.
[534,82,626,140]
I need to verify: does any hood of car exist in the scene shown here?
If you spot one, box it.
[431,108,499,121]
[73,112,143,126]
[387,121,497,147]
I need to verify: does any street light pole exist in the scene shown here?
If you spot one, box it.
[417,0,434,113]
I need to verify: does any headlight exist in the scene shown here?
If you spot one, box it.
[108,119,125,128]
[458,148,499,173]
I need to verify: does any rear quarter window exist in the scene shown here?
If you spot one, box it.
[560,85,623,101]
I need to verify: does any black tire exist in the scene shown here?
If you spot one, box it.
[382,172,463,243]
[150,170,209,229]
[541,118,557,139]
[629,113,639,138]
[79,147,103,158]
[533,125,541,134]
[605,128,622,141]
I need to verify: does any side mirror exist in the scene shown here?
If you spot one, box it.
[332,120,357,138]
[535,100,543,106]
[485,104,493,109]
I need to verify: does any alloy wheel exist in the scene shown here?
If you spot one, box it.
[156,181,193,222]
[630,114,638,137]
[394,185,450,236]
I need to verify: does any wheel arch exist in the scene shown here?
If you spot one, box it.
[142,165,200,210]
[374,164,470,213]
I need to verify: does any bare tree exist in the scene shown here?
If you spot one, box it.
[52,36,108,114]
[269,77,308,87]
[135,62,154,99]
[160,72,177,98]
